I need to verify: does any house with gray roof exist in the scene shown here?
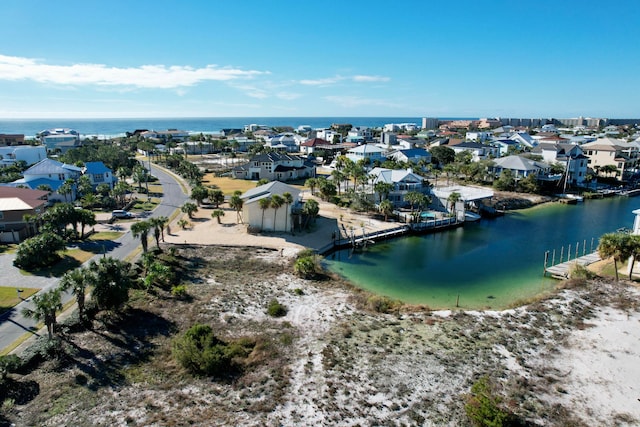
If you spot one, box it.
[490,155,552,180]
[232,152,316,181]
[386,148,432,166]
[369,167,430,207]
[240,181,302,232]
[9,158,82,202]
[532,143,588,185]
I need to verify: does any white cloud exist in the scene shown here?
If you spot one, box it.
[228,83,269,99]
[0,54,267,89]
[352,75,390,83]
[299,76,345,86]
[276,92,302,100]
[299,74,390,86]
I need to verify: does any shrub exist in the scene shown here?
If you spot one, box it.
[367,295,400,314]
[172,324,252,377]
[294,255,319,279]
[171,284,188,298]
[464,376,511,427]
[267,299,288,317]
[13,232,65,270]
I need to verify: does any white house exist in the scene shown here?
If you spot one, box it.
[0,145,47,167]
[386,148,432,165]
[449,142,497,162]
[509,132,537,149]
[38,128,81,153]
[316,129,342,144]
[346,144,386,165]
[532,143,588,185]
[491,155,552,179]
[465,131,492,142]
[369,167,430,207]
[240,181,302,232]
[265,134,300,152]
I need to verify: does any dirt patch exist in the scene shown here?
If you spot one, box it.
[3,246,640,426]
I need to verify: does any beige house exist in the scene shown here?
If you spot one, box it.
[240,181,302,232]
[582,137,639,179]
[0,187,49,243]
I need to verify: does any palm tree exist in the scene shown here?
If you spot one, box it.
[58,178,75,203]
[271,194,284,231]
[599,232,634,282]
[22,288,62,340]
[305,178,318,196]
[283,192,293,234]
[149,216,168,248]
[447,192,462,214]
[379,199,394,221]
[60,267,93,321]
[181,202,198,219]
[259,196,272,231]
[211,209,225,224]
[229,193,244,223]
[331,169,346,195]
[131,220,152,253]
[190,186,208,206]
[374,181,394,203]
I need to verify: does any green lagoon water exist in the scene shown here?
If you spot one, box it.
[325,196,640,309]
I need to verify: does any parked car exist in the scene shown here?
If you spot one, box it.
[112,209,134,219]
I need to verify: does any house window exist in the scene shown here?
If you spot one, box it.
[94,173,104,182]
[58,174,65,180]
[0,211,3,219]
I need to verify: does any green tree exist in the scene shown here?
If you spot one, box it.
[190,185,209,206]
[77,208,96,239]
[430,145,455,166]
[211,209,225,224]
[14,232,65,270]
[181,202,198,219]
[22,288,62,340]
[58,178,75,203]
[447,191,462,214]
[60,267,93,321]
[599,232,635,282]
[493,170,515,191]
[77,175,93,197]
[229,193,244,223]
[283,192,293,233]
[305,177,318,196]
[465,376,510,427]
[149,216,168,248]
[379,199,394,221]
[89,257,131,312]
[271,194,284,230]
[208,188,225,208]
[258,196,272,231]
[131,220,152,253]
[374,181,394,203]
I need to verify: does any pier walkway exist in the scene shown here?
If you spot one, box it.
[544,251,601,279]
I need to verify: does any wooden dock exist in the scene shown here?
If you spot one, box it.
[544,251,601,279]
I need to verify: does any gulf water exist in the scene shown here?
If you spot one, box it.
[0,117,443,139]
[325,196,640,310]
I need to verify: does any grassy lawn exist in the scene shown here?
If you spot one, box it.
[148,183,163,197]
[201,175,306,195]
[20,249,94,278]
[89,231,124,241]
[0,286,39,314]
[131,199,160,212]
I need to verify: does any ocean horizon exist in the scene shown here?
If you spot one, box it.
[0,116,476,139]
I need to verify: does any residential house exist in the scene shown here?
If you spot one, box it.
[83,161,116,190]
[299,138,330,155]
[345,144,386,165]
[140,129,190,142]
[491,155,552,180]
[38,128,81,153]
[448,141,497,162]
[581,137,639,179]
[509,132,537,148]
[316,129,342,144]
[532,143,588,185]
[491,139,520,156]
[465,131,492,142]
[265,134,300,152]
[386,148,432,166]
[0,145,47,167]
[369,167,430,207]
[232,152,316,181]
[347,127,373,143]
[0,187,49,243]
[9,158,82,202]
[240,181,302,232]
[0,134,25,146]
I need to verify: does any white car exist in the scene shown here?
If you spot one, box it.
[112,209,134,219]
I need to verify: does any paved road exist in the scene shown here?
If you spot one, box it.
[0,163,188,352]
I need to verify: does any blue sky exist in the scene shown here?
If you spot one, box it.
[1,0,639,119]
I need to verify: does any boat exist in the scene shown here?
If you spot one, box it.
[464,211,482,222]
[555,158,583,202]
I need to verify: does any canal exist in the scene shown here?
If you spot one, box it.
[324,196,640,310]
